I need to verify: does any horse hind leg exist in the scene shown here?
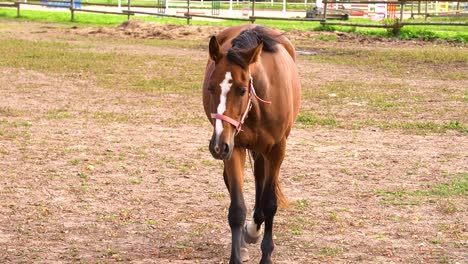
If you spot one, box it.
[260,140,286,264]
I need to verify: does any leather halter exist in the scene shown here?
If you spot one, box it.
[211,75,271,135]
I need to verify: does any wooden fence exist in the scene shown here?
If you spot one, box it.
[2,0,467,29]
[321,0,467,33]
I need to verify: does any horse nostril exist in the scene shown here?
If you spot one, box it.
[214,145,220,154]
[223,143,229,155]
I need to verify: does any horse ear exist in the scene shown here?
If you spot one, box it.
[246,42,263,65]
[209,36,222,62]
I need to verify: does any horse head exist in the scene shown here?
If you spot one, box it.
[206,35,263,160]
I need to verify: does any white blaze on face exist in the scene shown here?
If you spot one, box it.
[215,71,233,144]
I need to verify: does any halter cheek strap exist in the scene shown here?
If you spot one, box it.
[211,74,271,135]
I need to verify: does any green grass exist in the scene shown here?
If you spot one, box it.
[0,8,129,26]
[309,48,468,80]
[376,173,467,206]
[297,113,467,134]
[296,112,339,127]
[0,37,205,95]
[0,119,32,140]
[318,246,342,258]
[45,109,74,119]
[363,120,467,134]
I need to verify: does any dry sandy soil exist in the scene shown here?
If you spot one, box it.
[0,20,466,263]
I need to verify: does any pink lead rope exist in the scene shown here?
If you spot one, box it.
[211,75,271,135]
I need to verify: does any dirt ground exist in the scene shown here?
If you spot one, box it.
[0,20,466,263]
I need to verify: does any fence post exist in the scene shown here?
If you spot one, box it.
[15,2,21,17]
[16,2,20,17]
[410,1,413,19]
[323,0,328,21]
[127,0,131,20]
[187,0,190,25]
[252,0,255,17]
[399,0,404,23]
[424,0,428,21]
[70,0,75,22]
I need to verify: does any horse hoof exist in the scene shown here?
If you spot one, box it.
[243,224,263,244]
[240,247,250,262]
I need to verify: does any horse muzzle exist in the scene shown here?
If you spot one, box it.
[209,137,233,160]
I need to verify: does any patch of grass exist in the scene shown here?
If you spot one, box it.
[0,9,129,26]
[0,38,205,95]
[314,25,337,32]
[314,34,338,42]
[303,81,408,109]
[310,47,468,79]
[175,244,188,250]
[11,121,32,127]
[340,168,351,175]
[361,120,467,134]
[318,246,342,258]
[209,192,226,202]
[374,233,388,239]
[422,173,467,197]
[369,98,397,109]
[0,147,9,155]
[291,227,302,235]
[0,106,23,117]
[329,210,338,222]
[92,111,131,122]
[291,173,308,182]
[296,112,338,127]
[104,214,118,222]
[0,119,32,140]
[293,199,309,210]
[45,109,74,119]
[376,173,467,206]
[438,255,452,264]
[376,189,421,206]
[201,159,215,167]
[145,219,156,225]
[105,247,125,261]
[129,177,142,185]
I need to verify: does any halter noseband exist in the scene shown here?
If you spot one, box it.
[211,75,271,135]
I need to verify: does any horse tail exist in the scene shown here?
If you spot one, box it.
[275,178,289,209]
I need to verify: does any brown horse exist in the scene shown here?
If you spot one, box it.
[202,25,301,264]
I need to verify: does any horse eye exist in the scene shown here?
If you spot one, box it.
[208,87,214,94]
[239,87,247,96]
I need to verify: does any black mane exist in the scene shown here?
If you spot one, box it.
[227,26,279,69]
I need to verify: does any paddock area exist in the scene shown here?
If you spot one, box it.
[0,20,466,263]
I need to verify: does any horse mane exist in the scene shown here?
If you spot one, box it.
[227,26,279,69]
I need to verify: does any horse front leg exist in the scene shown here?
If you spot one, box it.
[224,147,248,264]
[244,152,265,245]
[260,140,286,264]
